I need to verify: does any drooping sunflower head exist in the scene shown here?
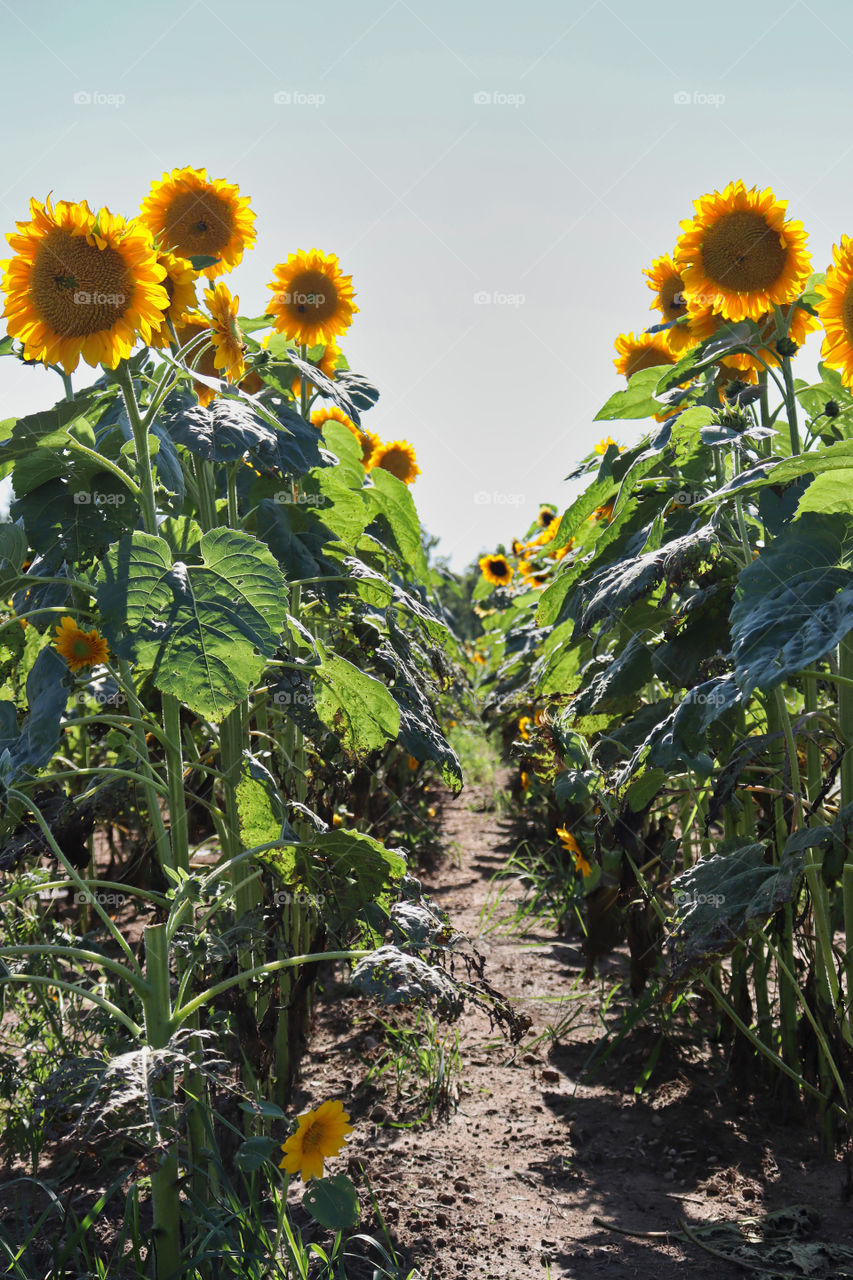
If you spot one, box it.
[54,616,110,671]
[613,329,677,379]
[267,249,358,348]
[518,715,532,741]
[818,235,853,390]
[688,298,819,372]
[139,167,256,279]
[148,250,198,348]
[643,253,697,353]
[279,1100,353,1183]
[358,428,382,468]
[556,824,580,855]
[594,435,622,455]
[675,181,811,323]
[479,553,513,587]
[369,439,420,485]
[2,197,169,374]
[203,283,246,385]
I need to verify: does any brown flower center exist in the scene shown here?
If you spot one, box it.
[279,270,340,322]
[31,229,132,336]
[660,273,687,319]
[624,343,675,377]
[302,1122,323,1151]
[163,189,234,259]
[375,447,413,482]
[701,210,787,294]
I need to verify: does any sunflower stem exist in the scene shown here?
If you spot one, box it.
[780,351,801,456]
[115,361,159,536]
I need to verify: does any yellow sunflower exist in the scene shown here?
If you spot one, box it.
[818,235,853,389]
[674,181,811,323]
[532,521,559,547]
[279,1100,353,1183]
[292,341,343,398]
[613,330,677,379]
[644,253,696,354]
[148,250,197,348]
[537,505,557,529]
[716,365,759,403]
[518,715,532,741]
[2,197,168,374]
[204,283,246,384]
[551,539,573,561]
[311,404,357,434]
[589,501,615,524]
[267,249,358,347]
[369,440,420,485]
[479,554,513,587]
[139,167,256,279]
[54,616,110,671]
[594,435,622,455]
[688,300,818,372]
[358,428,381,469]
[556,825,580,855]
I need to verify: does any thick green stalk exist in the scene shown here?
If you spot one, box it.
[115,362,158,536]
[142,925,181,1280]
[780,352,801,457]
[764,691,800,1080]
[162,694,190,876]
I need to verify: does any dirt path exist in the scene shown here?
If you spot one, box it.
[291,780,851,1279]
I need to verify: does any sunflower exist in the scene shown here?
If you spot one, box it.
[594,435,622,455]
[2,197,169,374]
[479,553,513,587]
[613,330,677,379]
[511,538,526,556]
[551,539,573,561]
[818,235,853,389]
[370,440,420,485]
[202,283,246,384]
[148,250,197,348]
[537,505,557,528]
[139,167,256,279]
[311,404,357,434]
[556,825,580,855]
[279,1100,353,1183]
[520,771,530,791]
[358,429,381,468]
[589,501,615,524]
[674,181,811,323]
[292,341,343,398]
[518,715,532,741]
[644,253,696,354]
[532,521,559,547]
[54,616,109,671]
[716,365,759,403]
[688,300,818,372]
[267,249,357,347]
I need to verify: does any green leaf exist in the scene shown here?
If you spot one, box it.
[234,1136,280,1172]
[236,761,283,848]
[314,639,400,756]
[594,368,666,421]
[730,512,853,694]
[96,528,289,721]
[303,1174,360,1229]
[366,468,429,579]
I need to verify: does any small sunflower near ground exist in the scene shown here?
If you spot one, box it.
[54,617,110,671]
[279,1099,353,1183]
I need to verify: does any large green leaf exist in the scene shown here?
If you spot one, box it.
[594,368,666,421]
[96,528,289,721]
[667,843,803,981]
[730,512,853,694]
[366,468,429,580]
[0,646,69,787]
[313,639,400,756]
[303,1174,360,1229]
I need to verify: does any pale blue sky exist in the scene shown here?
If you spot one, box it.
[0,0,849,565]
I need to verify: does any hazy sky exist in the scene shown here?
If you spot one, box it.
[0,0,849,566]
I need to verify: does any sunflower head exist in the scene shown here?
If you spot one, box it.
[675,181,811,322]
[369,439,420,485]
[148,250,198,348]
[537,505,557,529]
[518,715,532,741]
[267,249,358,348]
[54,616,110,671]
[479,553,513,587]
[279,1100,353,1183]
[594,435,622,455]
[818,235,853,390]
[139,167,256,279]
[202,283,246,384]
[556,825,580,855]
[311,404,357,434]
[2,197,169,373]
[613,329,677,379]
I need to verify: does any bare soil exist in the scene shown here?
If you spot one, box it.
[291,781,852,1279]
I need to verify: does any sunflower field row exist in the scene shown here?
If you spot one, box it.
[474,180,853,1150]
[0,167,476,1276]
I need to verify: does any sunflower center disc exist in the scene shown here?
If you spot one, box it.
[164,190,233,257]
[31,230,132,336]
[701,210,787,294]
[285,270,340,321]
[662,275,687,318]
[624,345,672,377]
